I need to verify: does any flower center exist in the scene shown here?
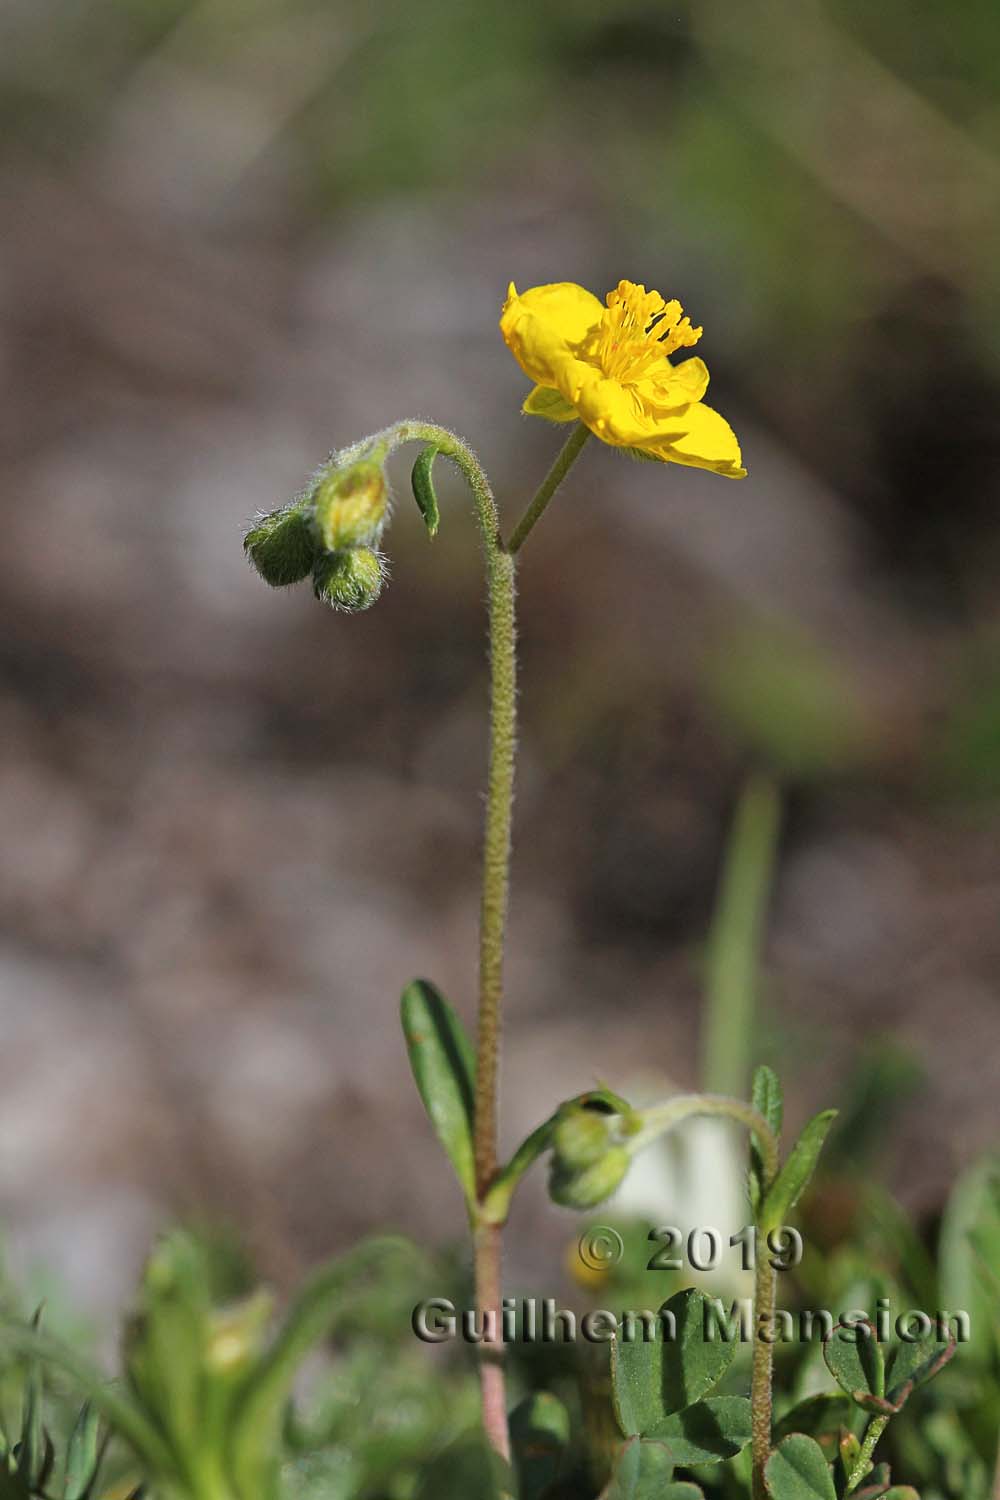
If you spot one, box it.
[595,280,702,385]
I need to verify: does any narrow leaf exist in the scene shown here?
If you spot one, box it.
[751,1064,783,1207]
[64,1403,103,1500]
[764,1433,837,1500]
[0,1323,175,1477]
[228,1237,417,1496]
[400,979,476,1203]
[762,1110,837,1228]
[411,447,441,537]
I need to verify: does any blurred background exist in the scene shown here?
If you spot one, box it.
[1,0,999,1325]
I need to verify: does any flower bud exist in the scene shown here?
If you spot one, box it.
[552,1106,611,1171]
[312,461,388,550]
[244,505,317,586]
[312,548,385,612]
[205,1291,272,1375]
[548,1146,630,1210]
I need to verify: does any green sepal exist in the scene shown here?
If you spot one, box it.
[411,446,441,537]
[510,1392,569,1500]
[244,506,317,587]
[522,386,578,423]
[761,1109,836,1228]
[481,1086,633,1224]
[400,979,476,1206]
[611,1288,737,1436]
[764,1433,837,1500]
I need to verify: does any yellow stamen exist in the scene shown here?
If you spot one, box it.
[595,279,702,385]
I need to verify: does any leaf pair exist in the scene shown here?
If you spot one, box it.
[610,1288,751,1469]
[765,1434,917,1500]
[822,1321,956,1416]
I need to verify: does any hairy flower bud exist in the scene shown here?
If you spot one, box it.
[244,505,317,586]
[548,1146,630,1210]
[552,1106,612,1172]
[313,461,388,550]
[313,548,385,612]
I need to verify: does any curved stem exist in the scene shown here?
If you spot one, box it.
[626,1092,779,1181]
[506,423,590,553]
[361,421,516,1470]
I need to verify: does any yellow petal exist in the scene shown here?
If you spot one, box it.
[638,356,710,412]
[522,385,579,422]
[569,371,664,446]
[646,401,746,478]
[500,282,604,387]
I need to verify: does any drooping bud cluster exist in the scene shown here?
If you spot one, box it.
[547,1100,632,1210]
[244,448,390,613]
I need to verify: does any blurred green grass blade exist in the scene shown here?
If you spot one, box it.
[0,1322,176,1478]
[702,775,781,1098]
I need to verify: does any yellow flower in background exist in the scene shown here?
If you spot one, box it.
[500,279,746,478]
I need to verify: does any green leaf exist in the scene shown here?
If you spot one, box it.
[228,1237,420,1500]
[773,1394,852,1453]
[411,446,441,537]
[16,1310,45,1488]
[601,1439,705,1500]
[64,1403,103,1500]
[761,1109,837,1228]
[750,1064,783,1208]
[884,1329,956,1407]
[880,1490,920,1499]
[611,1289,736,1436]
[643,1397,752,1465]
[752,1065,784,1139]
[938,1154,1000,1365]
[510,1392,568,1500]
[0,1322,176,1478]
[400,980,476,1204]
[823,1321,887,1412]
[764,1433,837,1500]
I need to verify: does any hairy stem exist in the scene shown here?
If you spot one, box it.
[506,423,591,554]
[628,1093,779,1179]
[845,1415,890,1495]
[361,420,590,1477]
[751,1248,777,1500]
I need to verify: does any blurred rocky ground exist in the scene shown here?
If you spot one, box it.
[1,0,999,1323]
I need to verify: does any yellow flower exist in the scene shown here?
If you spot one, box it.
[500,279,746,478]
